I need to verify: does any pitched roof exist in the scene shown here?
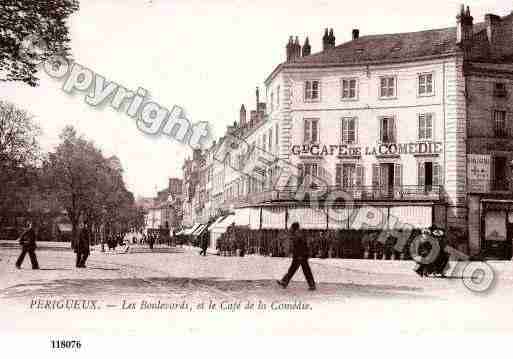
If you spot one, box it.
[296,27,464,65]
[266,22,489,83]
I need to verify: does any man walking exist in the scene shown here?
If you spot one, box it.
[15,221,39,269]
[277,222,316,291]
[75,221,90,268]
[199,231,208,256]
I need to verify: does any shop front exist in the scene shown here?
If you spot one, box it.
[481,199,513,260]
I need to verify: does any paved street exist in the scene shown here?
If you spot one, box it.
[1,241,513,335]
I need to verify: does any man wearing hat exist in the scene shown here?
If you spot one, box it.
[15,221,39,270]
[277,222,316,290]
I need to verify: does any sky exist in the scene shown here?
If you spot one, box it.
[1,0,510,198]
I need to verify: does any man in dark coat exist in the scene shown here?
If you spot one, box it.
[277,222,316,290]
[75,221,90,268]
[199,231,208,256]
[15,222,39,269]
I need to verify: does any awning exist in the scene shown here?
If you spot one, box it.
[192,224,207,236]
[210,214,236,232]
[389,205,432,229]
[177,223,201,236]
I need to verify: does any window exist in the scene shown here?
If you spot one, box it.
[277,86,280,109]
[262,134,266,152]
[304,118,319,143]
[341,117,357,144]
[341,78,357,99]
[494,110,508,137]
[268,128,272,150]
[418,113,433,140]
[335,163,364,188]
[304,80,320,101]
[275,124,279,146]
[379,116,396,143]
[494,83,507,98]
[270,93,274,112]
[380,76,396,98]
[418,161,440,191]
[298,163,319,186]
[418,73,434,96]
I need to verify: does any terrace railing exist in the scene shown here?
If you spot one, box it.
[242,185,443,204]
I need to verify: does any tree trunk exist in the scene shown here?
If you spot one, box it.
[71,219,79,250]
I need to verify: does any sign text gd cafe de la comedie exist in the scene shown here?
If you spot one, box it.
[291,141,443,157]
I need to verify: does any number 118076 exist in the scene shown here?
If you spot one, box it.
[51,340,82,349]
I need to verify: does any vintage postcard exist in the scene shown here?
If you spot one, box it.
[1,0,513,352]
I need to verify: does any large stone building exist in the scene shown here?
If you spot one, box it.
[183,5,513,259]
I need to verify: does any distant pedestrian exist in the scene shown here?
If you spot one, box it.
[15,222,39,270]
[75,221,90,268]
[149,233,155,250]
[199,232,208,256]
[277,222,316,291]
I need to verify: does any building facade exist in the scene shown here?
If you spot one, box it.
[182,5,513,258]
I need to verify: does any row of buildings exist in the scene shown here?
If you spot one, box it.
[156,5,513,259]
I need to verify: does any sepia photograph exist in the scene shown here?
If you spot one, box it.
[1,0,513,352]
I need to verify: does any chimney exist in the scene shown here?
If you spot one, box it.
[456,4,473,45]
[193,148,202,161]
[302,37,311,56]
[322,28,329,50]
[485,13,500,47]
[250,110,257,128]
[256,86,259,114]
[258,102,266,120]
[328,28,335,48]
[286,36,294,61]
[239,104,246,127]
[352,29,360,40]
[294,36,301,60]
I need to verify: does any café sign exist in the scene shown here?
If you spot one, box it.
[291,142,443,157]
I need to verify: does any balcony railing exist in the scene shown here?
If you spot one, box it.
[239,185,443,204]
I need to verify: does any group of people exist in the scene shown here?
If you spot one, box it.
[214,227,414,260]
[216,224,247,257]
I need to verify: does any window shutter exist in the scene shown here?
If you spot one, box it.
[394,163,402,188]
[348,118,355,143]
[418,114,423,140]
[354,117,358,143]
[418,161,425,187]
[372,164,381,187]
[433,163,440,187]
[356,165,364,186]
[298,164,304,186]
[379,118,383,142]
[304,120,310,142]
[391,117,397,143]
[312,120,318,142]
[335,164,342,187]
[427,113,433,139]
[341,118,346,143]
